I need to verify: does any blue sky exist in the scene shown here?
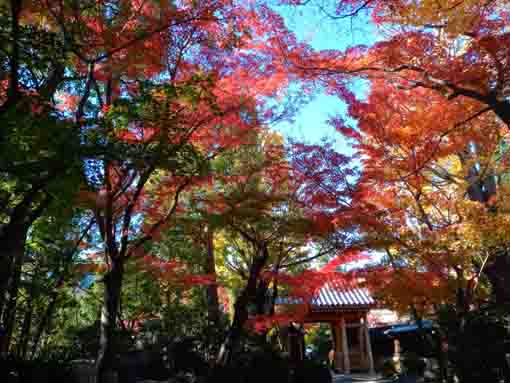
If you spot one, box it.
[271,5,379,155]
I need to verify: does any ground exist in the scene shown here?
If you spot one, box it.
[333,373,417,383]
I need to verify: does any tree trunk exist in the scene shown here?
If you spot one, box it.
[0,234,25,355]
[0,221,29,322]
[255,279,269,315]
[205,228,220,325]
[484,254,510,305]
[0,193,48,322]
[18,289,34,359]
[31,294,57,359]
[96,257,124,383]
[493,100,510,127]
[216,244,269,367]
[30,248,75,359]
[458,149,510,304]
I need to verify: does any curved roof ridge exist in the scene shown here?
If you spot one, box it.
[311,280,376,310]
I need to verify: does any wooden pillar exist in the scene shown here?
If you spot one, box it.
[299,323,305,361]
[363,314,375,375]
[359,323,366,368]
[393,338,401,373]
[341,317,350,374]
[332,322,343,371]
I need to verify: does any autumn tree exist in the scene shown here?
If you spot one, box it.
[279,0,510,306]
[289,66,510,380]
[178,130,359,365]
[347,76,510,382]
[0,0,220,344]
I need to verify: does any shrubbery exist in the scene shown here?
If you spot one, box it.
[293,359,332,383]
[208,343,332,383]
[0,355,74,383]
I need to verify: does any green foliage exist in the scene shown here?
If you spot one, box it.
[437,304,510,382]
[304,324,333,365]
[378,358,399,378]
[0,107,82,223]
[211,341,291,383]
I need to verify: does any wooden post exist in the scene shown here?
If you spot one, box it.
[341,317,350,374]
[393,338,401,373]
[299,322,305,361]
[333,322,342,371]
[363,314,375,375]
[359,323,366,368]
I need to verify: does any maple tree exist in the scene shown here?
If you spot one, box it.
[210,137,369,353]
[190,129,305,365]
[80,51,291,383]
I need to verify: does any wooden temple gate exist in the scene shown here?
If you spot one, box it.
[278,281,376,375]
[306,309,374,374]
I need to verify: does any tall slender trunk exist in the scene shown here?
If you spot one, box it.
[269,264,280,316]
[18,288,34,359]
[0,194,49,321]
[96,257,124,383]
[30,248,77,359]
[216,244,269,366]
[0,221,29,321]
[205,228,220,325]
[30,295,57,359]
[0,233,25,355]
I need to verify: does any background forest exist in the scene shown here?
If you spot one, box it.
[1,1,510,382]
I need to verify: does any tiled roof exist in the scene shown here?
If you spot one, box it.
[275,280,376,311]
[310,282,375,310]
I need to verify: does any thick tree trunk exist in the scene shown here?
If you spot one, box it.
[255,280,269,315]
[0,194,48,323]
[205,228,220,325]
[96,257,124,383]
[484,254,510,305]
[216,245,269,366]
[215,292,250,367]
[0,255,13,322]
[0,222,29,322]
[493,100,510,127]
[0,233,25,355]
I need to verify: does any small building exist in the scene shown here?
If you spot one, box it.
[277,280,377,375]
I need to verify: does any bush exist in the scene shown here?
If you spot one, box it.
[0,355,74,383]
[437,304,510,382]
[167,337,209,378]
[209,345,291,383]
[377,357,399,378]
[401,352,426,376]
[293,359,332,383]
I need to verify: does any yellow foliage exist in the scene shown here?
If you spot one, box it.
[378,0,510,37]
